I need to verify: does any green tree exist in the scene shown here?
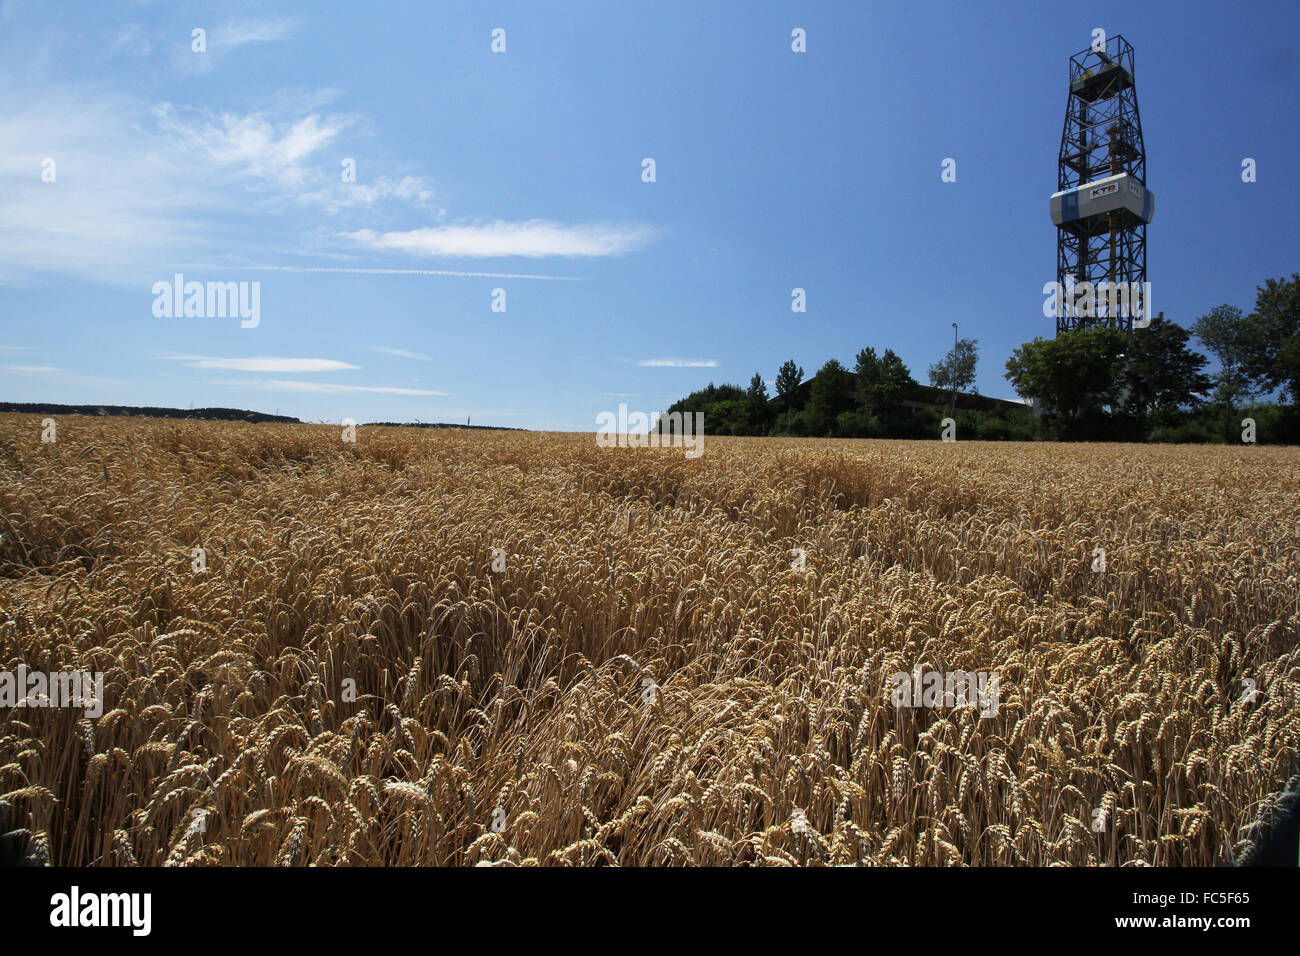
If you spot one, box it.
[659,382,748,434]
[877,349,915,406]
[746,372,770,434]
[775,360,804,413]
[806,359,853,436]
[1118,314,1210,414]
[1005,328,1125,427]
[1192,305,1258,409]
[850,347,882,437]
[854,348,880,404]
[855,347,915,416]
[1242,274,1300,404]
[706,398,749,435]
[929,338,979,417]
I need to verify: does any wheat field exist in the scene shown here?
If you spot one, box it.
[1,414,1298,866]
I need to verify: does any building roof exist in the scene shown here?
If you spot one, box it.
[786,374,1028,413]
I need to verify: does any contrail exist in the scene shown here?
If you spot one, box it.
[239,265,582,281]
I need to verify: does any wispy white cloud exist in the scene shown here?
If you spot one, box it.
[152,104,350,188]
[176,18,299,74]
[298,174,436,213]
[0,89,610,285]
[369,347,430,361]
[163,355,359,373]
[3,364,58,372]
[107,24,152,58]
[638,358,718,368]
[215,18,298,50]
[0,90,359,283]
[243,265,581,280]
[0,47,657,289]
[212,377,446,396]
[0,87,418,285]
[345,220,661,259]
[0,89,215,283]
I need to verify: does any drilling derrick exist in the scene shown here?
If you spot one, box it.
[1050,34,1154,334]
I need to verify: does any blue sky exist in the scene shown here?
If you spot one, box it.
[1,0,1297,429]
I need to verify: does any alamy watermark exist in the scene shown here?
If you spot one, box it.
[1042,278,1153,329]
[152,274,260,328]
[50,886,150,936]
[1,666,104,718]
[888,667,1000,718]
[596,404,704,458]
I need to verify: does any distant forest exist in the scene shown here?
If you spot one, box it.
[0,404,519,432]
[363,421,523,432]
[0,403,300,423]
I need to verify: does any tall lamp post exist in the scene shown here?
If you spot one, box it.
[948,323,959,417]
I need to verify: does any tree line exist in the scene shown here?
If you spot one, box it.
[1007,272,1300,441]
[659,272,1300,443]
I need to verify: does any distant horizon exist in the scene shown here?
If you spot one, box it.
[1,376,1033,435]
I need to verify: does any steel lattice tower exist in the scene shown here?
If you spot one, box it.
[1050,34,1154,335]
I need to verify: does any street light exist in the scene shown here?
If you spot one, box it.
[948,323,960,418]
